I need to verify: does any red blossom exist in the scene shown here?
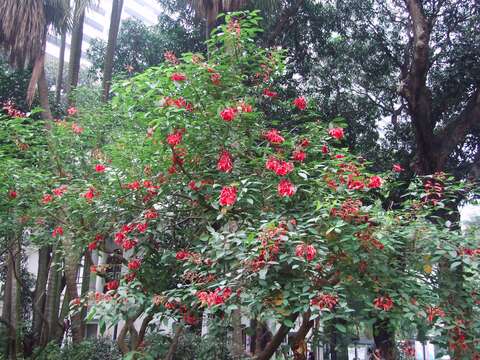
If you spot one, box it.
[52,185,68,197]
[295,243,316,261]
[126,180,141,190]
[262,88,277,98]
[373,295,394,311]
[328,127,344,140]
[136,222,148,233]
[188,180,200,191]
[220,107,237,122]
[8,190,17,199]
[114,232,126,245]
[311,293,338,310]
[106,280,119,291]
[87,241,97,251]
[176,250,191,260]
[321,144,329,154]
[71,123,83,134]
[219,186,238,206]
[145,209,158,219]
[266,157,294,176]
[83,187,96,201]
[52,226,64,238]
[278,179,295,197]
[122,238,137,250]
[95,164,106,173]
[217,150,234,173]
[196,287,232,307]
[347,180,364,190]
[426,306,445,322]
[210,72,221,85]
[264,129,285,144]
[367,176,382,189]
[171,72,186,81]
[42,194,53,204]
[298,138,310,148]
[240,102,252,113]
[128,259,141,270]
[164,51,179,64]
[292,150,306,162]
[166,131,183,147]
[67,107,78,116]
[393,164,404,173]
[293,96,307,110]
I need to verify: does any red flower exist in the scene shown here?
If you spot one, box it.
[122,238,137,250]
[272,160,294,176]
[114,232,126,245]
[166,131,183,147]
[136,222,148,233]
[220,108,237,122]
[328,128,344,140]
[298,138,310,148]
[335,154,345,159]
[176,250,191,260]
[83,187,96,201]
[322,144,329,154]
[240,102,252,113]
[263,88,277,98]
[128,259,141,270]
[171,72,186,81]
[426,306,445,322]
[8,190,17,199]
[52,226,64,238]
[219,186,237,206]
[305,245,317,261]
[87,241,97,251]
[348,180,364,190]
[292,150,306,162]
[196,287,232,307]
[52,185,68,197]
[217,150,233,172]
[367,176,382,189]
[95,164,106,173]
[278,179,295,197]
[210,72,221,85]
[311,293,338,310]
[264,129,285,144]
[42,194,53,204]
[293,96,307,110]
[393,164,404,173]
[188,180,200,191]
[71,123,83,134]
[67,107,78,116]
[126,181,140,190]
[295,243,316,261]
[373,295,394,311]
[145,209,158,219]
[106,280,119,291]
[164,51,179,64]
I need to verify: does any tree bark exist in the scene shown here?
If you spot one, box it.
[254,313,298,360]
[266,0,305,47]
[31,246,51,350]
[373,319,397,360]
[62,237,83,343]
[102,0,124,101]
[165,324,183,360]
[38,68,53,120]
[55,31,66,105]
[67,8,85,105]
[290,311,314,360]
[231,308,244,359]
[80,254,92,336]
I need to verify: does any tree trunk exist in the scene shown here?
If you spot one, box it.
[63,237,83,343]
[67,8,85,105]
[31,246,51,351]
[231,309,244,359]
[102,0,124,101]
[254,313,298,360]
[55,31,66,105]
[165,324,183,360]
[80,254,92,336]
[291,312,314,360]
[373,319,397,360]
[38,68,53,120]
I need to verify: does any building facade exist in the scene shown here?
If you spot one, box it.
[46,0,162,66]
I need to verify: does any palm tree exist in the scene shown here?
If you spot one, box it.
[102,0,124,101]
[0,0,70,119]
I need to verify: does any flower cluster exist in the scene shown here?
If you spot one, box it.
[311,293,339,310]
[373,295,394,311]
[295,243,317,261]
[196,287,232,307]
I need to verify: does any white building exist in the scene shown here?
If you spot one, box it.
[46,0,162,66]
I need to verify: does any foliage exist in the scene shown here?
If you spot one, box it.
[87,17,204,80]
[34,338,121,360]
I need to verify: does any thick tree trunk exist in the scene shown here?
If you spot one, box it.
[231,308,244,359]
[67,8,85,105]
[373,319,397,360]
[31,246,51,350]
[102,0,124,101]
[55,31,66,105]
[38,68,53,120]
[62,237,83,343]
[254,313,298,360]
[290,312,313,360]
[80,254,92,336]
